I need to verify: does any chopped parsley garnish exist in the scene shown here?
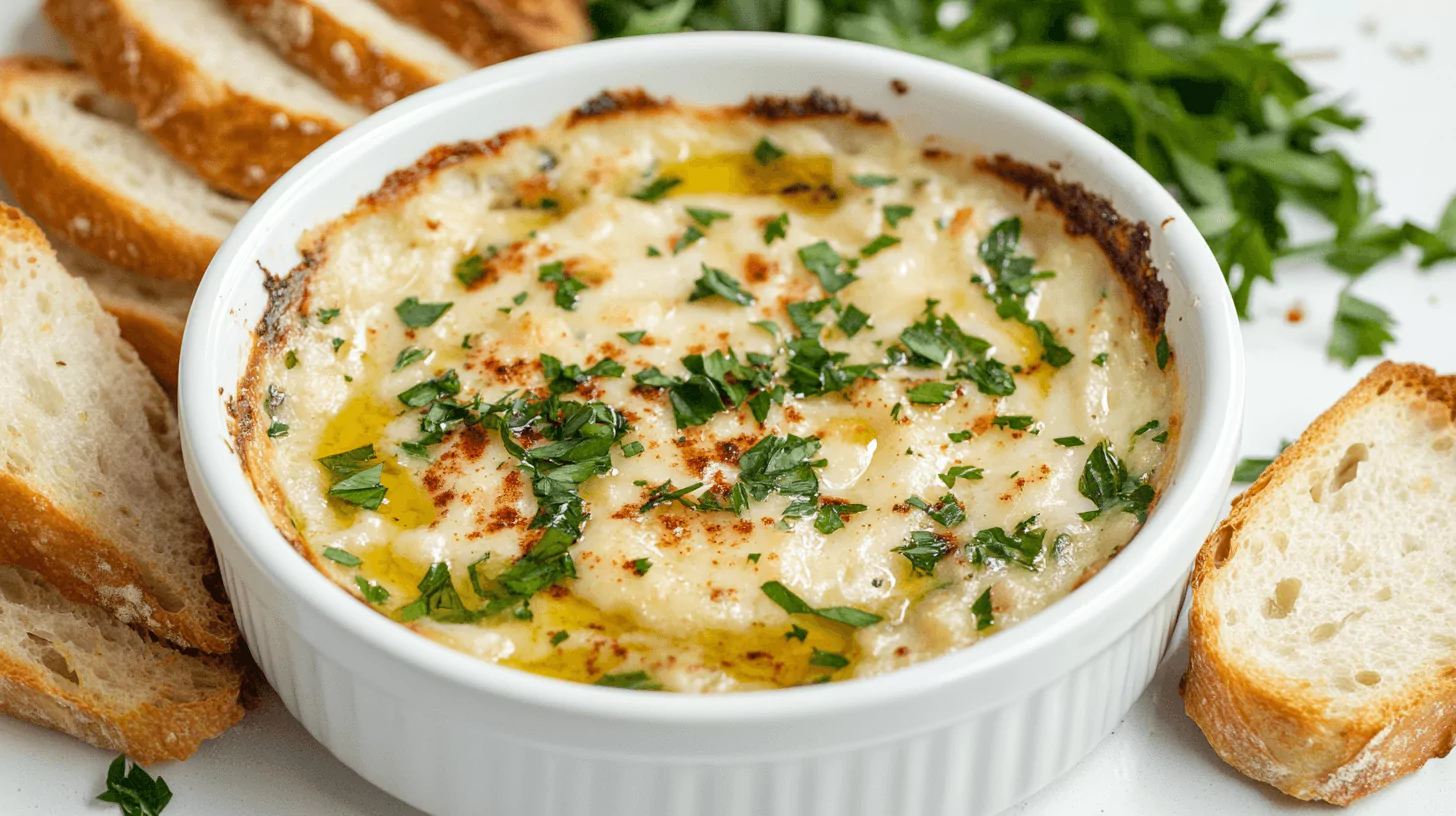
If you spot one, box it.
[906,493,965,528]
[1328,290,1395,367]
[890,300,1013,396]
[785,624,807,641]
[883,204,915,227]
[326,463,386,510]
[836,304,870,337]
[512,291,527,305]
[594,670,663,690]
[550,630,569,646]
[317,307,340,324]
[906,381,956,404]
[1134,419,1161,436]
[393,346,429,371]
[646,245,662,257]
[399,562,473,623]
[1078,440,1155,522]
[1092,352,1109,367]
[356,577,388,604]
[1054,436,1085,447]
[967,516,1046,569]
[639,480,704,514]
[98,755,171,816]
[322,547,361,567]
[538,261,587,310]
[618,330,646,344]
[455,253,487,287]
[797,240,857,293]
[939,465,983,487]
[686,207,731,226]
[809,649,850,669]
[673,225,705,254]
[752,137,785,165]
[541,354,624,395]
[318,444,378,475]
[784,300,880,397]
[894,530,952,575]
[976,217,1073,367]
[398,369,461,406]
[689,264,755,305]
[394,297,453,328]
[972,587,994,630]
[1153,431,1169,444]
[763,212,789,244]
[850,173,896,187]
[632,558,653,575]
[266,420,289,438]
[284,350,298,369]
[331,337,345,352]
[947,430,974,443]
[992,415,1034,431]
[760,580,882,627]
[748,553,762,563]
[1155,332,1171,370]
[738,434,824,510]
[814,502,867,535]
[860,234,901,257]
[634,348,777,427]
[631,176,681,202]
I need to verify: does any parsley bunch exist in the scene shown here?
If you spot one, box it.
[590,0,1456,364]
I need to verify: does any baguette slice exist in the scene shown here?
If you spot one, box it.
[227,0,472,111]
[45,0,366,199]
[370,0,588,67]
[0,57,248,283]
[54,237,193,392]
[0,565,242,763]
[0,204,237,654]
[1183,362,1456,805]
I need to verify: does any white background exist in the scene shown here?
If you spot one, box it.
[2,0,1453,813]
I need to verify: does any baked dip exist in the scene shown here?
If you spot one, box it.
[235,90,1179,692]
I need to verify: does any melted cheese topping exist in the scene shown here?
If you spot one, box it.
[244,99,1179,692]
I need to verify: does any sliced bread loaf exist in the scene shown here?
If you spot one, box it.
[369,0,588,67]
[0,565,242,763]
[0,204,236,654]
[45,0,366,199]
[227,0,472,111]
[1183,362,1456,804]
[0,57,248,282]
[54,237,193,392]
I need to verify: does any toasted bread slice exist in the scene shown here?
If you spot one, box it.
[0,204,236,653]
[54,237,192,392]
[1183,362,1456,805]
[227,0,472,111]
[0,57,248,282]
[369,0,588,67]
[0,565,242,763]
[45,0,366,199]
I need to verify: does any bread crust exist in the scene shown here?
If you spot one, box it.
[100,299,185,392]
[1182,361,1456,805]
[45,0,355,199]
[369,0,587,67]
[0,648,242,764]
[0,57,222,281]
[226,0,462,111]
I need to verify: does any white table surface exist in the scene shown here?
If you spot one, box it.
[3,0,1454,812]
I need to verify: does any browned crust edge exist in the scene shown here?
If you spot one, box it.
[0,648,243,764]
[976,153,1169,337]
[225,0,452,111]
[1182,362,1456,805]
[45,0,350,200]
[0,56,221,281]
[369,0,582,68]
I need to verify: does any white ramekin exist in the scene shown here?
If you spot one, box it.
[179,33,1243,816]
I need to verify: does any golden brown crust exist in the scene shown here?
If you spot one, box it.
[0,57,221,281]
[0,473,237,654]
[226,0,451,111]
[1182,362,1456,805]
[976,154,1168,337]
[45,0,350,200]
[369,0,586,67]
[0,648,242,764]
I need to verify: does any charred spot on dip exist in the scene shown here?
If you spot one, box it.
[235,91,1178,693]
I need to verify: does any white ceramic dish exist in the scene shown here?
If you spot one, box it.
[179,33,1244,816]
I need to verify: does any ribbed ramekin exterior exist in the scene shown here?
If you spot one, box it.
[220,547,1186,816]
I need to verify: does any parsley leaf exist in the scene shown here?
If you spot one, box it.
[972,587,994,631]
[594,670,663,690]
[316,307,340,324]
[850,173,896,187]
[809,648,850,669]
[631,176,681,202]
[327,463,387,510]
[1054,436,1085,447]
[1078,441,1155,523]
[687,207,731,226]
[395,297,452,328]
[939,465,983,488]
[814,501,866,535]
[977,217,1071,367]
[967,516,1046,570]
[763,212,789,244]
[322,547,361,566]
[992,415,1034,431]
[753,137,786,165]
[860,234,901,257]
[541,354,624,395]
[906,381,956,404]
[619,330,646,344]
[883,204,915,227]
[1328,290,1396,367]
[455,253,487,287]
[398,369,461,406]
[538,261,587,310]
[760,581,882,628]
[356,577,388,604]
[393,346,429,371]
[689,264,755,305]
[894,530,952,575]
[97,755,172,816]
[797,240,857,293]
[836,304,870,337]
[673,224,705,254]
[399,562,475,623]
